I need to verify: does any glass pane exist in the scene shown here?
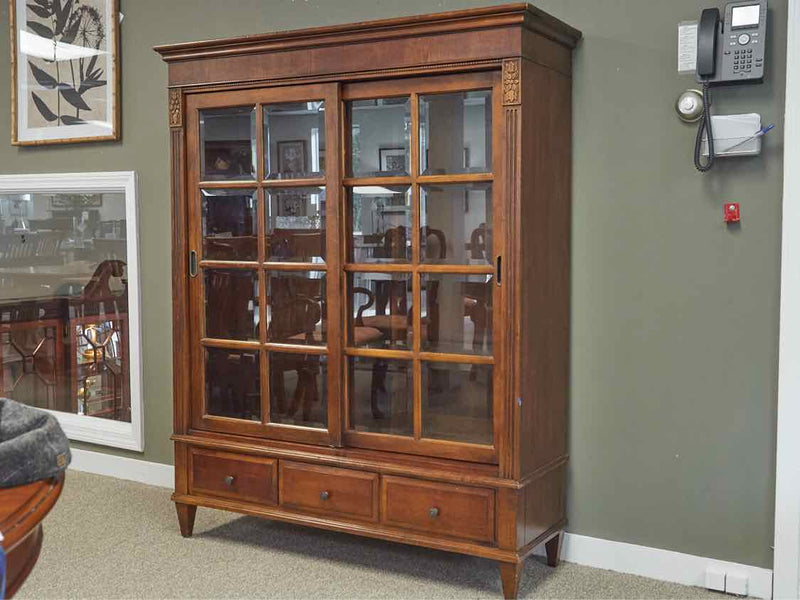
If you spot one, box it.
[350,186,411,263]
[421,362,493,445]
[270,352,327,428]
[420,90,492,175]
[420,273,493,355]
[0,190,131,422]
[205,347,260,421]
[420,184,492,265]
[205,269,259,341]
[267,187,326,262]
[268,271,326,345]
[264,101,326,180]
[202,189,257,261]
[348,272,412,350]
[348,98,411,177]
[349,356,412,436]
[200,107,256,181]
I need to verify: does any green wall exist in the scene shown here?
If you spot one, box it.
[0,0,785,570]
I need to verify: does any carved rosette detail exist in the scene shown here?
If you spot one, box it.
[169,89,183,128]
[502,59,521,106]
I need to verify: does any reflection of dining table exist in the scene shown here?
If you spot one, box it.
[0,261,99,301]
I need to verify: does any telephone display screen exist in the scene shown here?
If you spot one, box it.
[731,5,760,28]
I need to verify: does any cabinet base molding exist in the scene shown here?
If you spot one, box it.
[170,491,565,565]
[172,492,518,562]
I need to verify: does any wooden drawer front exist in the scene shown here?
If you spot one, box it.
[381,476,495,543]
[190,449,277,506]
[279,461,379,522]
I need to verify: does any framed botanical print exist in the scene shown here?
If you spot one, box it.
[9,0,121,145]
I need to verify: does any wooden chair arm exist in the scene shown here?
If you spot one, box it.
[353,286,375,326]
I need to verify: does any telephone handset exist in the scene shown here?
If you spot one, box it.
[693,1,767,171]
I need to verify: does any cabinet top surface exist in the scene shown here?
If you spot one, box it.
[153,3,581,62]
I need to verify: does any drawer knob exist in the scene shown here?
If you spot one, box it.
[429,507,439,518]
[223,475,235,486]
[320,490,330,501]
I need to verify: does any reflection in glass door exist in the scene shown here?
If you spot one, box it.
[188,84,340,445]
[342,72,501,463]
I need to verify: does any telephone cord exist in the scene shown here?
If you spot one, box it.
[694,81,714,172]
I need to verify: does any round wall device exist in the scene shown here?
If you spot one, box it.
[675,89,704,123]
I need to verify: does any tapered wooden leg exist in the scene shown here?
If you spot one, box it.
[545,531,563,567]
[175,502,197,538]
[499,560,523,599]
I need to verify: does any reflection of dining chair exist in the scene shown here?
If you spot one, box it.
[268,276,325,423]
[76,259,128,318]
[351,286,392,420]
[360,278,409,345]
[381,226,407,261]
[207,350,259,420]
[204,236,257,261]
[464,279,492,380]
[421,226,447,261]
[469,223,488,260]
[268,229,324,261]
[205,270,254,340]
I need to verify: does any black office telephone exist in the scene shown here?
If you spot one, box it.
[693,1,767,171]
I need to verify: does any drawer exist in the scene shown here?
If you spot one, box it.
[381,476,495,543]
[279,461,379,522]
[190,448,277,506]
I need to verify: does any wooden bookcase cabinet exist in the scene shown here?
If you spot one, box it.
[156,5,579,597]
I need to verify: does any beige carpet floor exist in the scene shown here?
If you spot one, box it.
[16,470,729,599]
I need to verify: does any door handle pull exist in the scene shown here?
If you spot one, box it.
[189,250,198,278]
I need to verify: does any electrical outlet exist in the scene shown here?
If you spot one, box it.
[725,572,748,596]
[706,568,726,592]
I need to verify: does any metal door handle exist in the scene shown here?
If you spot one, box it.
[189,250,198,278]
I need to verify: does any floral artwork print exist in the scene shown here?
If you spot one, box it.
[24,0,108,128]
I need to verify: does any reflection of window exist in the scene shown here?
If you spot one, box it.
[0,172,143,451]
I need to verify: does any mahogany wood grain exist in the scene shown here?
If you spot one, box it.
[279,461,378,522]
[175,435,505,487]
[175,503,197,537]
[545,531,563,568]
[160,5,579,596]
[381,476,495,544]
[515,58,571,477]
[344,430,497,464]
[154,5,579,87]
[173,490,517,562]
[324,82,344,448]
[0,476,64,598]
[190,448,278,505]
[521,462,565,547]
[499,560,523,599]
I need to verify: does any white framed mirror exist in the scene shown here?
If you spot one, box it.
[0,172,143,451]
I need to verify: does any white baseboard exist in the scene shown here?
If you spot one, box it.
[536,533,773,599]
[70,448,174,488]
[68,449,773,598]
